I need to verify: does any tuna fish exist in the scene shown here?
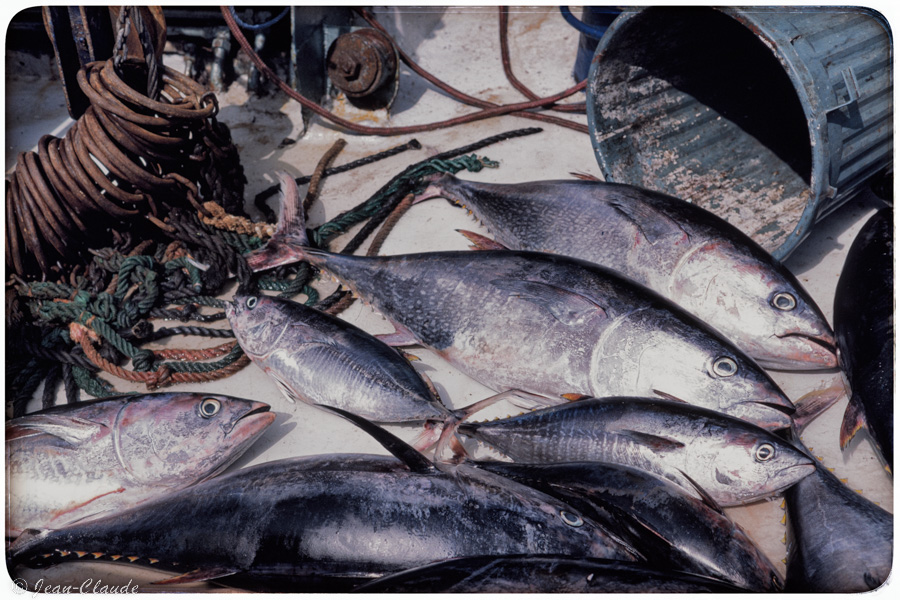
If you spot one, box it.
[415,174,837,371]
[8,407,638,593]
[458,397,815,506]
[833,207,893,470]
[353,555,750,593]
[225,292,497,452]
[244,172,795,431]
[471,460,784,591]
[784,448,893,592]
[6,392,275,537]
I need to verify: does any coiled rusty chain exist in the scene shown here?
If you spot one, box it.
[6,23,246,279]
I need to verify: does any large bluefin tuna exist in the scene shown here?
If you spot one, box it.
[244,172,795,431]
[6,392,275,537]
[784,450,893,592]
[9,408,637,593]
[458,397,815,506]
[471,461,784,591]
[415,174,836,371]
[833,207,893,470]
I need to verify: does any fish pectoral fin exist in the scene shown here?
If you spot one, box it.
[839,397,867,449]
[269,373,305,404]
[316,404,436,475]
[618,429,685,452]
[609,198,689,244]
[7,414,106,445]
[675,469,726,514]
[457,229,509,251]
[152,566,240,585]
[490,279,607,326]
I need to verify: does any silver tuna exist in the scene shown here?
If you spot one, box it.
[225,292,489,452]
[6,392,275,537]
[416,174,836,370]
[244,172,796,431]
[458,397,815,506]
[226,293,450,423]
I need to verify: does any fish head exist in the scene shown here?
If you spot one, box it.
[708,429,816,505]
[671,242,836,370]
[113,392,275,486]
[227,294,291,359]
[596,313,795,430]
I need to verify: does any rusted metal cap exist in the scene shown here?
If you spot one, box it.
[326,28,399,110]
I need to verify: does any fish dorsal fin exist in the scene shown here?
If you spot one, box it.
[609,197,689,244]
[618,429,685,452]
[152,566,241,585]
[491,279,607,327]
[7,414,106,445]
[457,229,509,251]
[675,469,726,513]
[316,405,436,474]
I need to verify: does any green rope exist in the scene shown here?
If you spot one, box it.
[175,295,228,308]
[71,365,120,398]
[311,153,497,248]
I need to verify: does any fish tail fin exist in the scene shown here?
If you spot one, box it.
[427,391,519,462]
[246,171,310,272]
[839,396,867,449]
[411,172,453,205]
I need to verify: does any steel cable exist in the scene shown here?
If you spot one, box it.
[6,58,246,279]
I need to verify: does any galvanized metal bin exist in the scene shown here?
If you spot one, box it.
[586,6,892,260]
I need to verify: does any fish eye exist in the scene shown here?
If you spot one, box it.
[771,292,797,311]
[712,357,738,377]
[754,443,776,462]
[559,510,584,527]
[246,296,258,309]
[199,398,222,418]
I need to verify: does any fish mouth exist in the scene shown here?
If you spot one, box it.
[227,402,276,436]
[778,461,817,482]
[760,332,837,370]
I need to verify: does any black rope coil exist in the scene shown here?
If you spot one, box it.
[6,57,247,279]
